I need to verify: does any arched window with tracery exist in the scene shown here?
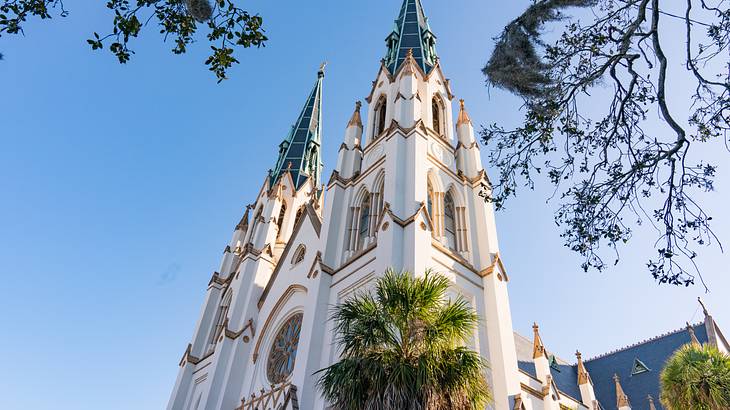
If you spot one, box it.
[374,96,387,140]
[357,193,371,250]
[208,289,232,351]
[267,312,303,384]
[444,192,457,251]
[370,172,385,238]
[432,96,442,135]
[276,202,287,238]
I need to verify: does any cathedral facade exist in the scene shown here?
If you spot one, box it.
[166,1,729,409]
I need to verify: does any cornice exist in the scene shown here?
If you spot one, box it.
[431,239,480,277]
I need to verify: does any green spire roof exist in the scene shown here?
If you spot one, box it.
[384,0,437,74]
[269,66,324,190]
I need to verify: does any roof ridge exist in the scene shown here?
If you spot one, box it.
[584,322,704,362]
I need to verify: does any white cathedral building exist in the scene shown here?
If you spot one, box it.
[166,1,729,409]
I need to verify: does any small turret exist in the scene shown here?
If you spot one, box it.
[613,374,632,410]
[532,323,551,382]
[455,99,482,179]
[576,350,598,408]
[647,395,657,410]
[687,322,701,346]
[335,101,364,180]
[394,49,421,129]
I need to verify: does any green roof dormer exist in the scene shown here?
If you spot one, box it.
[269,65,325,191]
[384,0,438,75]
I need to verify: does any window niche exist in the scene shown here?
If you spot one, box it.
[431,95,443,136]
[374,96,388,141]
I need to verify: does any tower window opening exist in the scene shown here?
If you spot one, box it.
[375,97,387,139]
[295,207,304,226]
[432,97,442,135]
[209,289,232,351]
[444,192,457,251]
[276,202,287,238]
[358,193,372,250]
[249,207,263,244]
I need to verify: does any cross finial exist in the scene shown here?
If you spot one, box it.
[457,98,472,126]
[698,297,710,316]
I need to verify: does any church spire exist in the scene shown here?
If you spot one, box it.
[270,65,325,190]
[384,0,438,74]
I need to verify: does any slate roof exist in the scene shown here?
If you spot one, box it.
[269,68,324,190]
[584,323,708,410]
[517,360,583,403]
[515,324,709,410]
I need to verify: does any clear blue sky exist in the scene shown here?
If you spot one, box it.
[0,1,727,409]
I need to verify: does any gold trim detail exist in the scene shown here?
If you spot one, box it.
[533,323,546,359]
[457,99,472,126]
[614,374,630,408]
[347,101,363,128]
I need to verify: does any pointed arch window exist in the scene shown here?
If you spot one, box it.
[294,207,304,226]
[432,96,443,135]
[276,202,287,238]
[374,96,387,140]
[427,181,434,219]
[358,193,372,250]
[249,206,263,244]
[370,173,385,238]
[209,289,233,350]
[291,244,306,265]
[444,192,457,251]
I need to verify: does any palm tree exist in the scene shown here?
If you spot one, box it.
[316,269,492,410]
[660,343,730,410]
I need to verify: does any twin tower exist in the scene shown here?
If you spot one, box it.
[167,1,530,409]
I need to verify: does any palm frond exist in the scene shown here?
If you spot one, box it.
[317,270,493,409]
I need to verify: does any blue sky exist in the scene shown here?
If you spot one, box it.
[1,1,727,409]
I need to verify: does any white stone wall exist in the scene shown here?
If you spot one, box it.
[168,54,531,410]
